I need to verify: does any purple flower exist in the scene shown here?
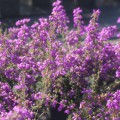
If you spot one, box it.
[52,0,61,6]
[51,100,57,108]
[107,90,120,113]
[58,103,65,112]
[16,18,30,26]
[49,0,69,34]
[73,7,83,28]
[64,109,70,114]
[117,17,120,23]
[99,25,117,41]
[66,30,79,45]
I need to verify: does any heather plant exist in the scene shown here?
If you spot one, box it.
[0,0,120,120]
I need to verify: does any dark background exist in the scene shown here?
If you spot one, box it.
[0,0,120,28]
[0,0,110,17]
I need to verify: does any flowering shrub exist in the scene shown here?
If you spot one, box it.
[0,0,120,119]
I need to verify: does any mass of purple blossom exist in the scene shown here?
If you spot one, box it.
[0,0,120,119]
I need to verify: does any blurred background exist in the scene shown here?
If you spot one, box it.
[0,0,120,27]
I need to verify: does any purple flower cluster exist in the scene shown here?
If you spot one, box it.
[99,25,117,41]
[0,0,120,119]
[0,106,33,120]
[49,0,69,34]
[73,7,83,28]
[15,18,30,26]
[107,90,120,119]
